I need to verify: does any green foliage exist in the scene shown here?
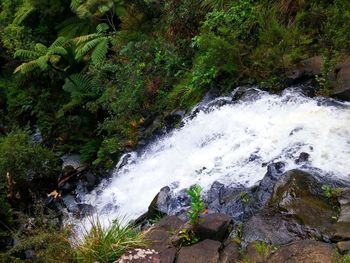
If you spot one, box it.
[14,37,68,74]
[0,129,60,225]
[240,192,249,203]
[73,23,115,65]
[187,185,205,226]
[0,129,60,188]
[178,228,200,246]
[74,217,146,263]
[254,241,277,256]
[322,185,342,199]
[0,203,75,263]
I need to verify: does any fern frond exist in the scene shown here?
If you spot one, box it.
[73,33,99,45]
[57,17,94,38]
[34,43,48,54]
[36,56,49,70]
[63,73,93,95]
[14,49,40,59]
[96,23,109,33]
[70,0,81,12]
[13,3,35,24]
[91,38,108,64]
[14,61,40,74]
[47,47,68,56]
[50,37,66,48]
[76,38,101,59]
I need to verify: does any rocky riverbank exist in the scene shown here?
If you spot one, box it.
[120,166,350,263]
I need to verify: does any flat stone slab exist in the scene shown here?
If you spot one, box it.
[176,239,221,263]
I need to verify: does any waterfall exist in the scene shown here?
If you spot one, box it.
[78,87,350,228]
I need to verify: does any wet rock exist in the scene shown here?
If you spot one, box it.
[76,203,95,217]
[270,170,334,237]
[61,194,77,213]
[197,213,232,242]
[337,240,350,254]
[148,186,172,218]
[295,152,310,164]
[254,162,286,208]
[116,153,136,170]
[219,241,240,263]
[148,187,190,219]
[242,211,315,246]
[176,239,221,263]
[206,182,248,222]
[164,111,185,130]
[115,248,160,263]
[268,240,335,263]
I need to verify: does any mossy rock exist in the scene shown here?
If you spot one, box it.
[269,170,334,235]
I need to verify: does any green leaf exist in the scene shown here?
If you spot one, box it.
[91,38,108,64]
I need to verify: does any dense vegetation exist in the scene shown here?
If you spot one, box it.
[0,0,350,261]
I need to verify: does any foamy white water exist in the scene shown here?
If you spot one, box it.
[81,88,350,226]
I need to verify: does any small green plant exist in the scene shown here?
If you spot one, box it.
[187,185,206,226]
[74,217,146,263]
[322,185,342,199]
[240,192,250,203]
[254,241,278,256]
[178,228,200,246]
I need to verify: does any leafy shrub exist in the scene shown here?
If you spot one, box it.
[0,129,60,220]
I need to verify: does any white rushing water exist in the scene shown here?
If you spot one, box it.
[80,88,350,226]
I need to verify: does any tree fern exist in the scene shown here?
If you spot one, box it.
[14,37,69,75]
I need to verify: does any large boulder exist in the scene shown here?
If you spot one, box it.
[197,213,232,242]
[145,216,183,263]
[268,240,335,263]
[176,239,221,263]
[269,170,335,237]
[287,56,350,101]
[242,210,315,246]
